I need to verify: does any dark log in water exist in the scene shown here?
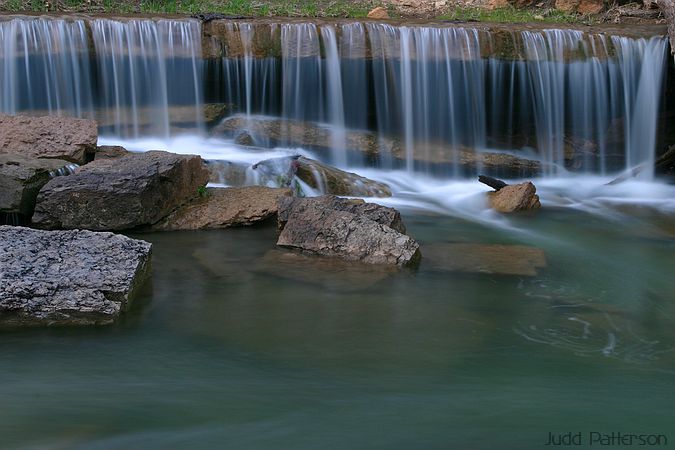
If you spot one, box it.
[478,175,508,191]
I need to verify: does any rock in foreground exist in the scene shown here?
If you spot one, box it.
[0,114,98,165]
[0,226,151,327]
[154,186,292,230]
[33,151,209,231]
[487,181,541,213]
[276,195,420,267]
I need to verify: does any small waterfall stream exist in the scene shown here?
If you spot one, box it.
[0,16,670,182]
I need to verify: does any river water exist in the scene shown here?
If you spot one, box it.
[1,15,675,449]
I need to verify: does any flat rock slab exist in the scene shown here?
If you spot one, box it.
[255,249,395,291]
[154,186,292,231]
[0,226,152,327]
[424,243,547,276]
[33,151,209,231]
[0,114,98,165]
[277,195,420,267]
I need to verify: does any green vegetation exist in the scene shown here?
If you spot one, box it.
[438,6,585,24]
[197,184,208,198]
[0,0,590,23]
[0,0,380,17]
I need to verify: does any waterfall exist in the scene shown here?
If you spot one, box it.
[0,17,670,178]
[0,17,93,116]
[0,17,204,139]
[90,19,204,139]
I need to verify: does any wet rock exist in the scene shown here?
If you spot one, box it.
[0,114,97,165]
[0,154,72,219]
[213,116,385,160]
[33,151,209,231]
[277,196,406,234]
[0,226,151,327]
[154,186,292,231]
[424,243,547,276]
[234,131,255,146]
[367,6,390,19]
[95,145,130,160]
[255,249,395,291]
[487,181,541,213]
[206,160,249,186]
[203,103,232,127]
[250,155,392,197]
[276,195,419,266]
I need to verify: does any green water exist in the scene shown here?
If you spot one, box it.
[1,208,674,449]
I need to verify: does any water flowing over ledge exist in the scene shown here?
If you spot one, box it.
[1,15,673,217]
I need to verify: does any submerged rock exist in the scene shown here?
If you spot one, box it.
[0,114,97,164]
[487,182,541,213]
[0,154,72,220]
[250,155,392,197]
[154,186,292,231]
[215,116,541,177]
[33,151,209,231]
[255,249,395,291]
[424,243,547,276]
[276,195,419,266]
[0,226,151,327]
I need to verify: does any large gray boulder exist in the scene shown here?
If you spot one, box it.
[0,154,73,219]
[0,226,151,327]
[0,114,98,164]
[276,195,420,267]
[153,186,292,231]
[33,151,210,231]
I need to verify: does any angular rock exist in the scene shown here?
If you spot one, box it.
[33,151,209,231]
[0,114,97,164]
[0,154,72,218]
[276,195,419,266]
[487,181,541,213]
[154,186,292,231]
[0,226,151,327]
[277,195,406,234]
[424,243,547,276]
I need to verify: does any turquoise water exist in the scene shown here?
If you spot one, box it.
[1,209,674,449]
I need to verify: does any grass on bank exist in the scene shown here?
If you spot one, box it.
[0,0,585,22]
[0,0,380,17]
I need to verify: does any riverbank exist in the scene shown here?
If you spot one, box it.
[0,0,662,24]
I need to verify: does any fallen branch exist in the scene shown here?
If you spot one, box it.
[606,145,675,185]
[478,175,508,191]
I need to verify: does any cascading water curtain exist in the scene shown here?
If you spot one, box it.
[90,19,204,139]
[0,18,93,117]
[0,17,204,140]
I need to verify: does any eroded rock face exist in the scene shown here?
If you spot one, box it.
[0,226,151,327]
[487,181,541,213]
[276,195,419,266]
[33,151,209,231]
[0,114,98,164]
[154,186,292,231]
[424,243,547,276]
[0,154,72,218]
[94,145,130,160]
